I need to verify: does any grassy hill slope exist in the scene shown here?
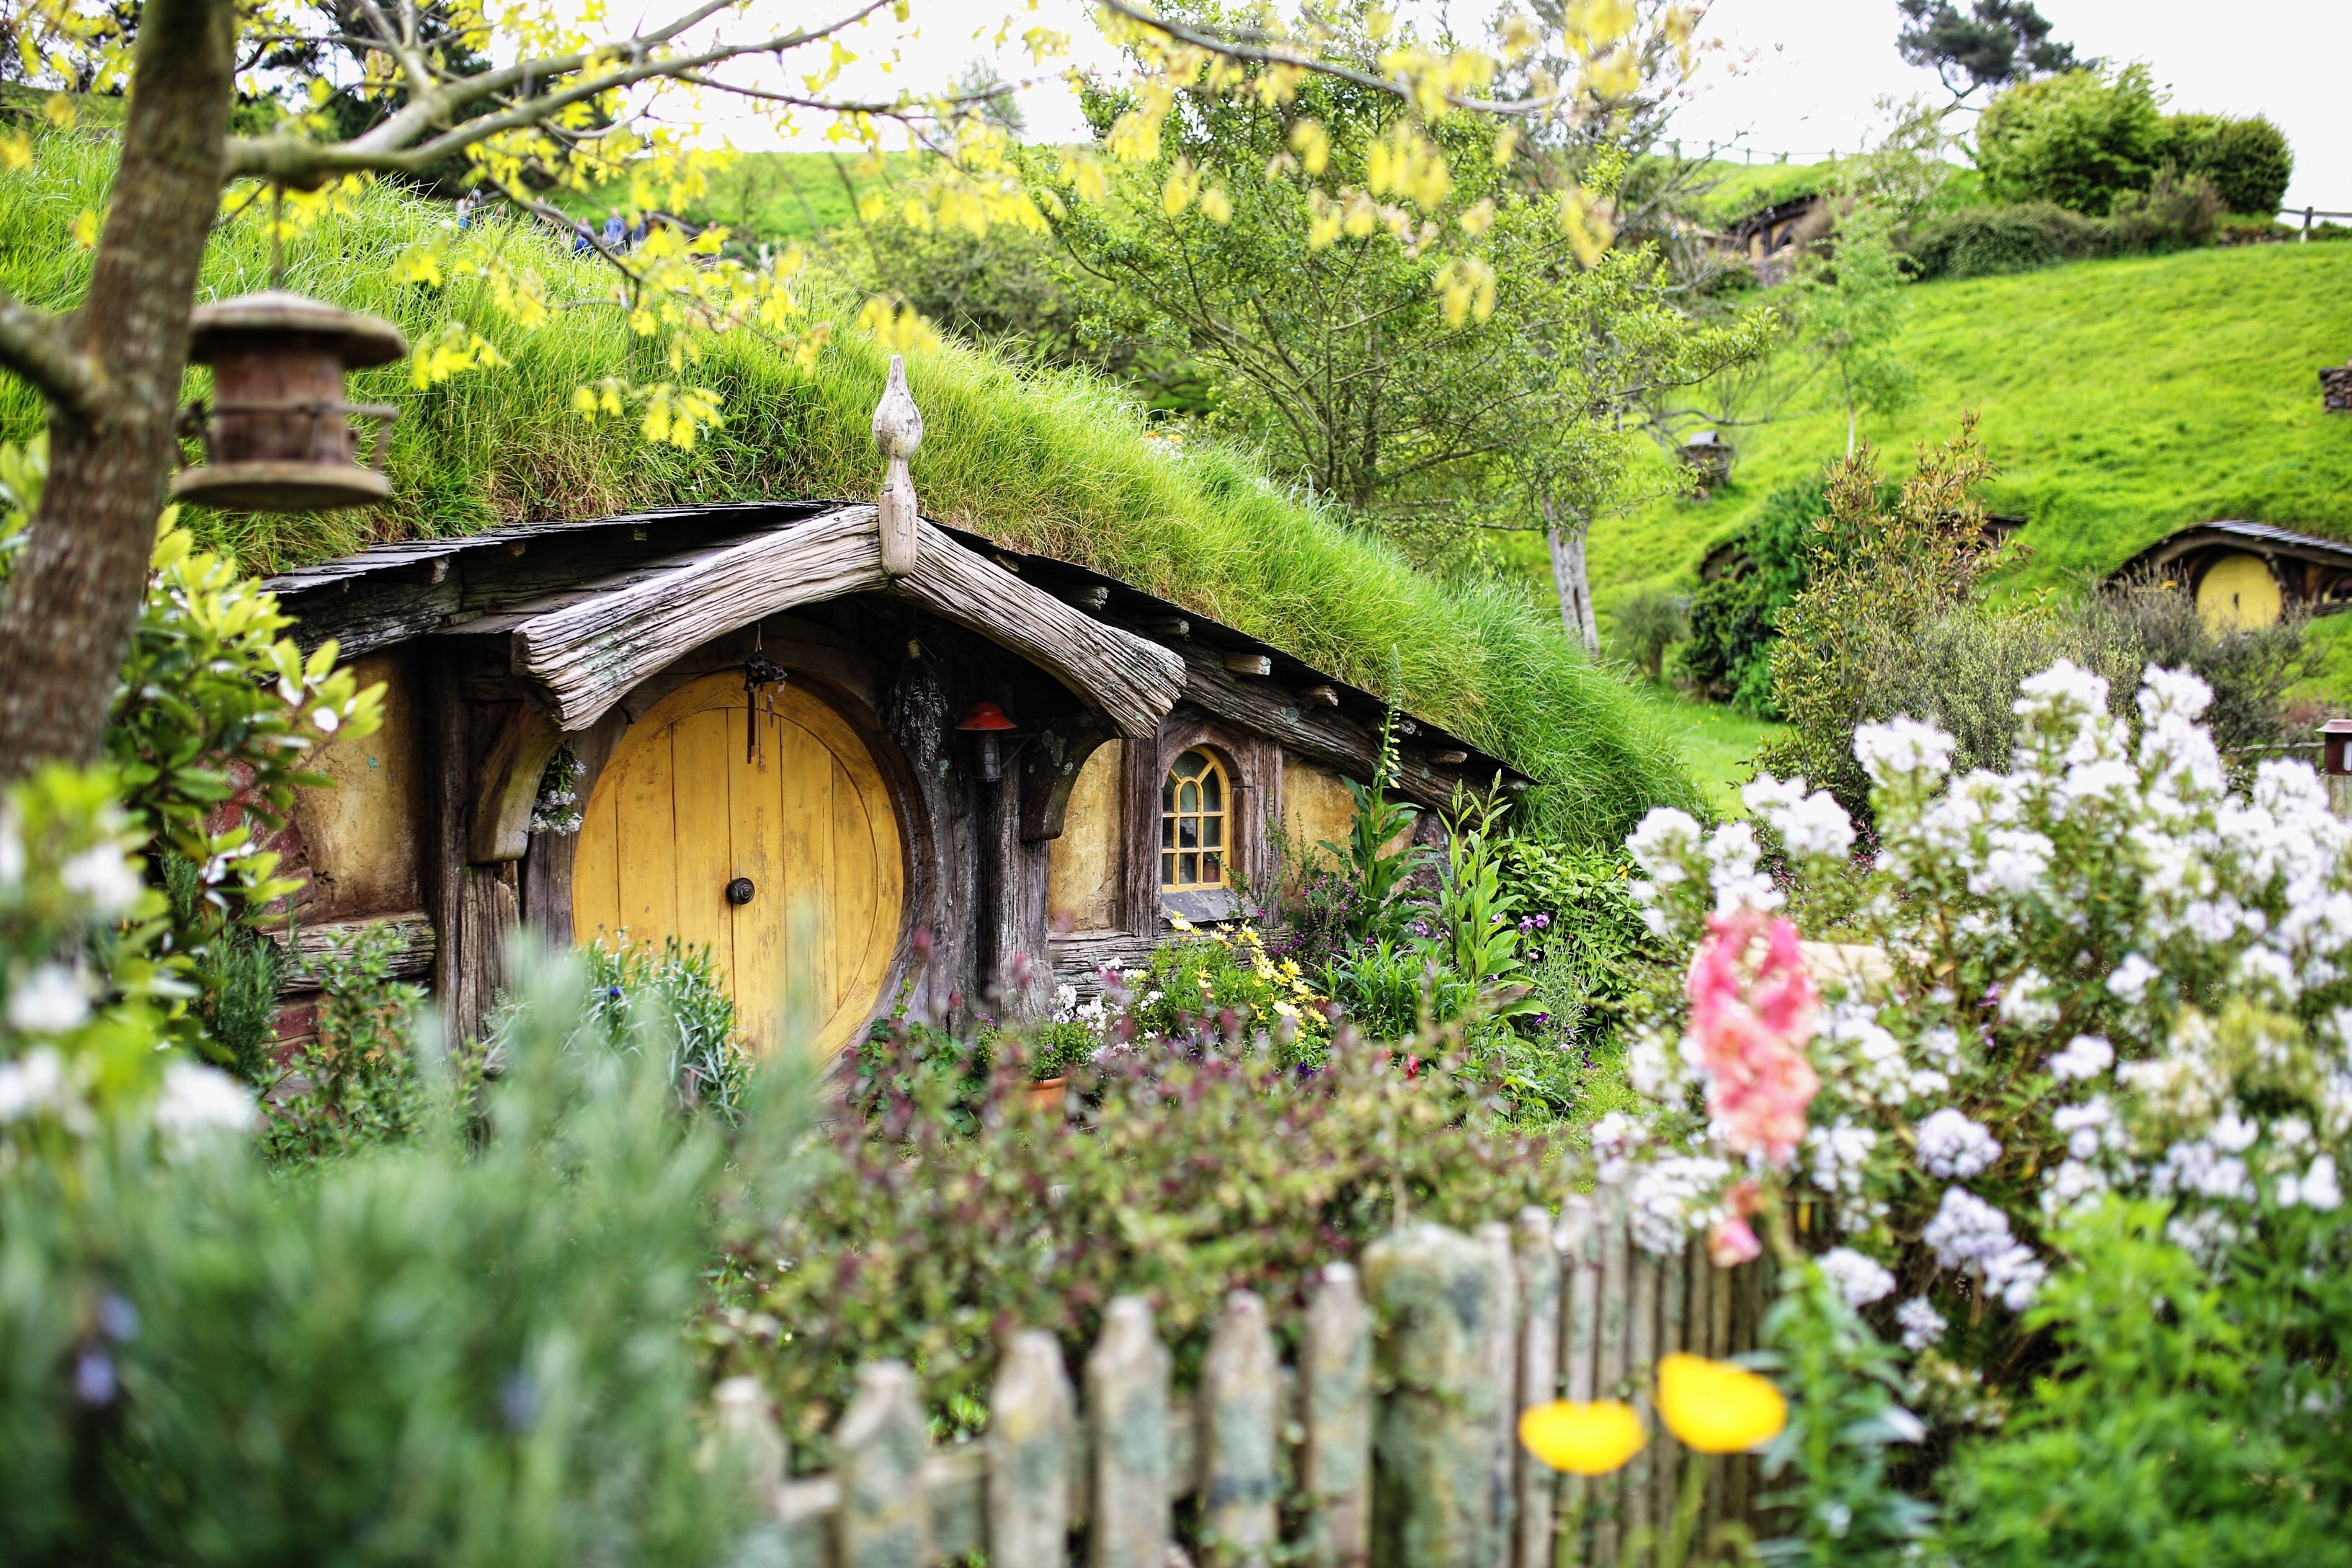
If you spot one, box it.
[1588,241,2352,608]
[0,131,1698,845]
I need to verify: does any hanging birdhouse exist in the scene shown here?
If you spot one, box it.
[172,290,407,513]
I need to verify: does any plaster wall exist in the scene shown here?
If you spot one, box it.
[288,649,424,919]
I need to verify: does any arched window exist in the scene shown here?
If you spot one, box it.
[1160,748,1229,891]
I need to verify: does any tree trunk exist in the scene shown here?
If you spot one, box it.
[1542,500,1599,657]
[0,0,236,774]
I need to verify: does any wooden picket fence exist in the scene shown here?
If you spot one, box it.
[718,1188,1774,1568]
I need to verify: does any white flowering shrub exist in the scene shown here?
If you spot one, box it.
[1611,659,2351,1384]
[0,766,251,1164]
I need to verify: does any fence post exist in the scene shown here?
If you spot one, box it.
[712,1374,788,1515]
[1088,1296,1174,1568]
[1653,1247,1690,1546]
[1512,1208,1560,1568]
[1479,1221,1521,1558]
[1366,1222,1507,1568]
[836,1360,931,1568]
[1201,1290,1281,1568]
[990,1330,1077,1568]
[1304,1262,1373,1568]
[1551,1197,1600,1568]
[1625,1249,1662,1552]
[1591,1190,1631,1567]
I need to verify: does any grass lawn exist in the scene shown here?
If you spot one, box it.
[1631,685,1781,816]
[1574,240,2352,624]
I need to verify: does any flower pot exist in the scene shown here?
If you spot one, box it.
[1026,1076,1068,1113]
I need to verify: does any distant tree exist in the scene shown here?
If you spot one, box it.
[1974,64,2168,214]
[1896,0,2079,102]
[950,60,1026,138]
[1793,204,1917,458]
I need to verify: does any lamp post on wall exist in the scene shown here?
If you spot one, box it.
[956,700,1020,783]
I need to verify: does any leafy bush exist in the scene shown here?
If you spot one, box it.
[1902,200,2100,280]
[1901,174,2220,281]
[1760,428,2302,819]
[1672,480,1832,714]
[1940,1200,2352,1567]
[1133,920,1333,1068]
[718,1024,1559,1464]
[0,437,385,1063]
[1611,585,1688,682]
[2,765,813,1567]
[1974,64,2168,215]
[257,921,439,1164]
[2158,112,2294,216]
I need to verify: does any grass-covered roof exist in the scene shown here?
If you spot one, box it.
[0,130,1698,845]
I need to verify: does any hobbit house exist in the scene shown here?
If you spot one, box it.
[264,362,1522,1051]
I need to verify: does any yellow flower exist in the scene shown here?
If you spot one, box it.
[1655,1353,1786,1454]
[1518,1399,1644,1476]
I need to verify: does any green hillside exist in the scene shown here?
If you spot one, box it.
[550,150,922,246]
[1587,241,2352,610]
[0,130,1698,845]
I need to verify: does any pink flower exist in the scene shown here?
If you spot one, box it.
[1687,909,1821,1166]
[1708,1216,1762,1268]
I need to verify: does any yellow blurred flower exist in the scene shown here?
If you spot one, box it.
[1518,1399,1644,1476]
[1656,1353,1786,1454]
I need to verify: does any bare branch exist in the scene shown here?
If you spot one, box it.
[226,0,894,184]
[1094,0,1579,119]
[0,293,107,424]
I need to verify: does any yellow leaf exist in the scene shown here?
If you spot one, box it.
[0,131,30,171]
[1199,184,1232,225]
[1656,1353,1787,1455]
[40,94,76,130]
[1290,119,1329,177]
[69,207,99,249]
[1519,1401,1644,1476]
[571,386,600,418]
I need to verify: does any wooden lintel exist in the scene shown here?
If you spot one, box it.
[888,522,1185,740]
[509,506,887,729]
[1223,652,1273,676]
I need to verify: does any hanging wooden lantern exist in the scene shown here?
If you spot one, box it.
[172,290,407,513]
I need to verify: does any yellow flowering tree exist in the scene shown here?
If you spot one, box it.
[0,0,1709,772]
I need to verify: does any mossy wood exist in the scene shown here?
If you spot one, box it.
[753,1219,1765,1568]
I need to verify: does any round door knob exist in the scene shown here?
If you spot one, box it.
[725,876,756,906]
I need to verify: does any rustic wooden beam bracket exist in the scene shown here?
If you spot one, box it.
[467,702,562,863]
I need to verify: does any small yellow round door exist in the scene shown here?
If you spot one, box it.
[571,672,904,1056]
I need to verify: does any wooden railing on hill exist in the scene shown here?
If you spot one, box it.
[720,1190,1775,1568]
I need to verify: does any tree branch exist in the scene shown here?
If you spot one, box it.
[226,1,895,184]
[0,293,107,424]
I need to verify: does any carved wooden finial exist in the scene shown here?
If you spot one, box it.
[873,354,924,578]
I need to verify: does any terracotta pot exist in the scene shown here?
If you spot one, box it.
[1026,1076,1069,1113]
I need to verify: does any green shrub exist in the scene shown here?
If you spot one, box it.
[1,436,384,1063]
[1902,201,2102,280]
[1610,585,1688,682]
[1939,1200,2352,1568]
[720,1026,1559,1464]
[1672,480,1833,713]
[1974,65,2168,215]
[1760,429,2303,817]
[2159,112,2294,215]
[258,922,439,1164]
[1,775,814,1567]
[574,936,747,1121]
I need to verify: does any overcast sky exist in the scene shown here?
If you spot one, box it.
[736,0,2345,213]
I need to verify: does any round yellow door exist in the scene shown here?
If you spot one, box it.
[2196,552,2283,632]
[571,672,904,1056]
